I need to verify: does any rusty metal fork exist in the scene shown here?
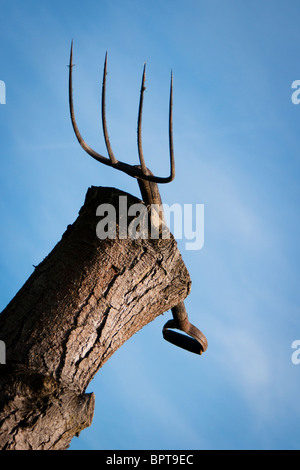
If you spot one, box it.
[69,42,208,355]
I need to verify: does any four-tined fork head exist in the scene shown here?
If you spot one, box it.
[68,40,175,186]
[68,42,208,356]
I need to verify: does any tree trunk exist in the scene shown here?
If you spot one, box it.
[0,186,191,450]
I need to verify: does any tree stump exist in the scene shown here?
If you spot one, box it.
[0,186,191,450]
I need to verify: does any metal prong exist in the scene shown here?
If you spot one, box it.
[102,52,118,165]
[169,71,175,181]
[137,63,149,176]
[69,41,109,165]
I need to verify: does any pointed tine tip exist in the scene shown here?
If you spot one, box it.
[140,62,146,91]
[69,40,74,67]
[103,51,108,85]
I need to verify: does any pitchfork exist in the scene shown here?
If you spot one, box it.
[68,42,208,355]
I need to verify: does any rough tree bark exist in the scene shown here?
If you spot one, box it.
[0,186,191,450]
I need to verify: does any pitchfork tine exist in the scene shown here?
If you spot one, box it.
[137,63,175,181]
[102,52,118,165]
[137,63,149,176]
[69,41,109,165]
[169,71,175,181]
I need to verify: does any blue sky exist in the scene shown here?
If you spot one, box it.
[0,0,300,450]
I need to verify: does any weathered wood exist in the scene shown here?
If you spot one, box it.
[0,186,191,450]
